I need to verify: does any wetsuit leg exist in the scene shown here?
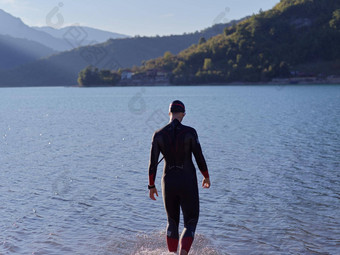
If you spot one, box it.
[179,183,199,253]
[163,183,180,252]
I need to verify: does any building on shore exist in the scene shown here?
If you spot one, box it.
[119,69,170,86]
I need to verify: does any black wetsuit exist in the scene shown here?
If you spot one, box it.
[148,118,209,252]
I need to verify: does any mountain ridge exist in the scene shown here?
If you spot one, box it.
[0,9,130,52]
[33,25,129,46]
[0,20,242,86]
[0,9,70,51]
[0,34,56,70]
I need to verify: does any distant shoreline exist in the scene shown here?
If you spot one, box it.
[1,82,340,89]
[78,80,340,88]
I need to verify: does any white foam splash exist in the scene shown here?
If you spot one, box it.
[132,231,222,255]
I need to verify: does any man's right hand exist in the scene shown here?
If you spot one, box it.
[202,178,211,188]
[149,187,158,200]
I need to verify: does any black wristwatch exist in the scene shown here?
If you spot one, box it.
[148,185,155,189]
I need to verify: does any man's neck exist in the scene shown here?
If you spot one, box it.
[170,116,182,123]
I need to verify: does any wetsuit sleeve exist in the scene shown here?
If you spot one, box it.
[148,132,161,186]
[192,129,210,178]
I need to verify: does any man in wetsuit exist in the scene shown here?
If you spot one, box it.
[148,100,211,255]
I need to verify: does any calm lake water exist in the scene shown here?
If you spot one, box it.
[0,85,339,255]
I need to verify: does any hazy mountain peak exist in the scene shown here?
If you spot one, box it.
[0,9,129,52]
[0,8,71,51]
[33,25,130,46]
[0,8,26,32]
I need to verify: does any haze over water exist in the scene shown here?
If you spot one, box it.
[1,85,339,254]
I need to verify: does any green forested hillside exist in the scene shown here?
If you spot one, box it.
[133,0,340,84]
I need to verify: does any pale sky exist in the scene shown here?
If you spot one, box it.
[0,0,280,36]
